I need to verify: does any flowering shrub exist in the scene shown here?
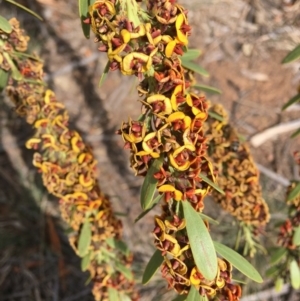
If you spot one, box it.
[0,18,138,301]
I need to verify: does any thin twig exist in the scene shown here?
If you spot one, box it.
[250,120,300,147]
[257,163,290,187]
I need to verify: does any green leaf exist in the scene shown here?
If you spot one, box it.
[126,0,141,27]
[270,248,287,265]
[282,44,300,64]
[213,241,263,283]
[199,213,219,225]
[186,286,200,301]
[293,226,300,246]
[81,252,91,271]
[140,156,164,210]
[115,262,133,281]
[0,69,9,91]
[78,218,92,257]
[181,59,209,77]
[108,287,120,301]
[291,128,300,138]
[114,211,127,217]
[231,278,247,284]
[3,52,22,80]
[4,0,43,20]
[172,295,187,301]
[135,195,161,223]
[290,260,300,289]
[183,201,218,281]
[275,277,284,292]
[193,84,222,95]
[208,111,224,122]
[98,60,110,87]
[182,49,202,61]
[11,51,43,62]
[0,15,12,33]
[119,293,132,301]
[106,238,130,256]
[282,94,300,111]
[199,173,225,195]
[84,275,92,285]
[79,0,91,38]
[287,182,300,202]
[142,249,164,284]
[266,265,279,277]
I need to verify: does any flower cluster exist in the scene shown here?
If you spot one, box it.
[277,182,300,250]
[86,0,190,79]
[1,18,138,301]
[275,153,300,286]
[88,0,242,298]
[154,205,242,300]
[205,104,270,228]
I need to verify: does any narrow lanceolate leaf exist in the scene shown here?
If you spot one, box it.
[193,84,222,95]
[126,0,141,27]
[79,0,90,38]
[182,49,202,61]
[0,69,9,91]
[287,182,300,202]
[3,52,22,80]
[291,128,300,138]
[275,277,284,292]
[78,218,92,257]
[282,44,300,64]
[199,173,225,195]
[119,293,132,301]
[293,226,300,246]
[208,111,224,122]
[282,94,300,111]
[99,60,110,87]
[199,213,219,225]
[0,15,12,33]
[290,259,300,289]
[181,59,209,77]
[213,241,263,283]
[115,262,133,281]
[106,238,130,256]
[108,287,120,301]
[266,265,279,277]
[135,195,161,223]
[81,252,91,271]
[183,201,218,281]
[4,0,43,21]
[186,285,200,301]
[270,248,287,265]
[140,156,164,210]
[142,249,164,284]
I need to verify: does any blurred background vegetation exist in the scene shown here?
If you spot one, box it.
[0,0,299,300]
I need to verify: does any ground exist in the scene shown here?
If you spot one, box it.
[0,0,300,300]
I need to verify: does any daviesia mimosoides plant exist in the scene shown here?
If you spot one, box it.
[205,104,270,257]
[269,152,300,291]
[0,18,138,301]
[84,0,264,299]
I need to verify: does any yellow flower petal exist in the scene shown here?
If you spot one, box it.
[166,111,185,123]
[25,138,41,149]
[165,39,177,58]
[121,29,131,43]
[158,184,175,193]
